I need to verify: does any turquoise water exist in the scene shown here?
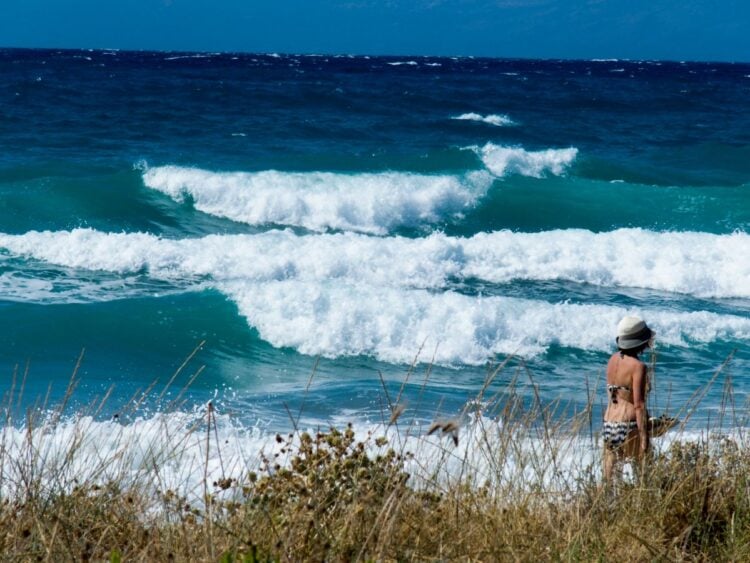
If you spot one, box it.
[1,49,749,431]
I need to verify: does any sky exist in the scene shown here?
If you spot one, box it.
[1,0,748,62]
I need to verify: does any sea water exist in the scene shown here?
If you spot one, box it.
[1,50,749,477]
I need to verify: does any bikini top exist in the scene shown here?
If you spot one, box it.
[607,384,631,404]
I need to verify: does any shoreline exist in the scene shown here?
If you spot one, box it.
[1,392,748,560]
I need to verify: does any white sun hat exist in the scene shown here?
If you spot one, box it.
[616,316,655,350]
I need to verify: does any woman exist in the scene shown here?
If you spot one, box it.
[603,315,654,481]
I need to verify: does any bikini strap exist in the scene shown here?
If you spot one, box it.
[607,384,631,404]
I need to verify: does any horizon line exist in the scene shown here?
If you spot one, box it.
[1,45,748,66]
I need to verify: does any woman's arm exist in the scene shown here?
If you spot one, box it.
[632,363,649,453]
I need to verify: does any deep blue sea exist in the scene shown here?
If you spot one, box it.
[1,48,749,436]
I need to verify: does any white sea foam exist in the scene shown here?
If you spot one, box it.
[452,112,515,127]
[1,228,750,364]
[474,143,578,178]
[0,269,197,304]
[222,280,750,362]
[3,228,750,299]
[0,409,600,502]
[0,407,739,505]
[461,229,750,299]
[142,166,493,234]
[0,410,268,504]
[387,61,418,66]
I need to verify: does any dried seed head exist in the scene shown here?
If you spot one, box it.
[427,419,460,446]
[427,421,442,436]
[389,404,406,425]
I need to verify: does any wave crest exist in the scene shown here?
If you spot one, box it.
[142,166,492,234]
[224,281,750,364]
[475,143,578,178]
[2,228,749,299]
[452,113,515,127]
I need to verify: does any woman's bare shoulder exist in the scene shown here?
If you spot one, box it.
[606,352,645,381]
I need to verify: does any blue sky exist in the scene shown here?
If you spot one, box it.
[1,0,748,61]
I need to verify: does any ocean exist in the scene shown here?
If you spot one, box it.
[1,47,749,451]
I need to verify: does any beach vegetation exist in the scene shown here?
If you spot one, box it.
[0,354,748,561]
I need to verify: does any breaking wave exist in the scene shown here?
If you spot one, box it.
[2,228,749,299]
[474,143,578,178]
[142,166,493,234]
[452,113,515,126]
[1,228,749,364]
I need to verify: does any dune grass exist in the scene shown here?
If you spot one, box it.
[1,351,749,561]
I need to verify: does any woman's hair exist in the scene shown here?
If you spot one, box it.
[618,341,650,356]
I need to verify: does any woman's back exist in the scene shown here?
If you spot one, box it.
[605,352,647,422]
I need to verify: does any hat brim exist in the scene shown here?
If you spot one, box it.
[616,328,655,350]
